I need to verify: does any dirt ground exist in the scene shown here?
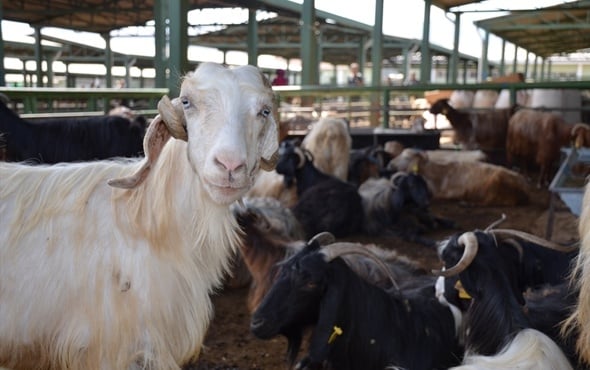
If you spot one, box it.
[190,190,580,370]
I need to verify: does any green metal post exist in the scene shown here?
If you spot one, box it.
[372,0,383,87]
[499,39,506,76]
[34,27,43,87]
[0,0,5,86]
[168,0,189,98]
[104,33,113,88]
[420,0,432,84]
[300,0,318,85]
[480,30,489,81]
[248,8,258,66]
[154,0,168,89]
[512,46,518,74]
[450,12,461,84]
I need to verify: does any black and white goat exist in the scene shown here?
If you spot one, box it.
[435,230,577,369]
[250,233,461,370]
[0,99,147,163]
[358,172,455,247]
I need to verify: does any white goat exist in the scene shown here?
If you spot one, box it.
[301,116,351,181]
[563,181,590,365]
[452,328,573,370]
[0,62,279,370]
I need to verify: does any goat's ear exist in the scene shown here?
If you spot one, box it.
[108,115,171,189]
[158,95,188,141]
[259,110,279,171]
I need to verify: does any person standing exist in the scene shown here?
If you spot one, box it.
[348,62,363,86]
[272,69,288,86]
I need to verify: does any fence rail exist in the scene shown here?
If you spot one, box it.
[2,81,590,128]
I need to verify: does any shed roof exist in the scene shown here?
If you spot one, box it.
[3,0,589,62]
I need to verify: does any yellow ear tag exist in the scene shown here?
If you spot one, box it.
[454,280,471,300]
[411,163,419,174]
[328,325,343,344]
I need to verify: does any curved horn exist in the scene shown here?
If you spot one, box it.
[158,95,188,141]
[108,114,171,189]
[308,232,336,247]
[487,229,579,253]
[484,213,507,231]
[389,171,407,189]
[320,242,399,290]
[432,232,479,277]
[294,147,306,169]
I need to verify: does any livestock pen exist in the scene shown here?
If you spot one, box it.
[1,81,589,370]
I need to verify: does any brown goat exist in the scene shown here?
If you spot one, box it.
[506,108,590,187]
[390,148,541,207]
[429,98,514,165]
[231,197,306,312]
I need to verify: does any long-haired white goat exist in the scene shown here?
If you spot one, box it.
[301,116,351,181]
[563,181,590,366]
[0,62,279,370]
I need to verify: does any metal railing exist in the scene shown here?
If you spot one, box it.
[0,87,169,118]
[1,81,590,127]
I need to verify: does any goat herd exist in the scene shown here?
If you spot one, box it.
[0,63,590,370]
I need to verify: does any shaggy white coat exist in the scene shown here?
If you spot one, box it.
[0,62,278,370]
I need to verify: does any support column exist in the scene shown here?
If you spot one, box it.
[371,0,384,86]
[449,12,461,83]
[247,8,258,66]
[479,30,489,81]
[300,0,318,85]
[420,0,432,84]
[0,1,6,86]
[168,0,189,97]
[34,27,43,87]
[154,0,168,89]
[103,33,113,88]
[499,39,506,76]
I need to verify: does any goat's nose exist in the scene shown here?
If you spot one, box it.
[214,154,246,173]
[250,317,265,331]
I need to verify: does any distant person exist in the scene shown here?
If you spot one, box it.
[348,62,363,86]
[272,69,288,86]
[407,72,418,85]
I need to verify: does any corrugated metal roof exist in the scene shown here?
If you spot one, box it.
[473,1,590,57]
[3,0,588,61]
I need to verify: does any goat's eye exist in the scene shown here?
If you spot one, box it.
[304,281,317,290]
[259,106,271,118]
[181,97,191,109]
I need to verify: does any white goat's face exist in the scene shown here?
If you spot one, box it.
[181,63,279,205]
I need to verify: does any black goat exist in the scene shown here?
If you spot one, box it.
[251,234,461,370]
[436,231,577,369]
[0,100,146,163]
[291,177,364,239]
[275,138,334,196]
[277,138,365,239]
[358,172,455,247]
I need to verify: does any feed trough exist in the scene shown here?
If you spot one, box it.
[546,147,590,238]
